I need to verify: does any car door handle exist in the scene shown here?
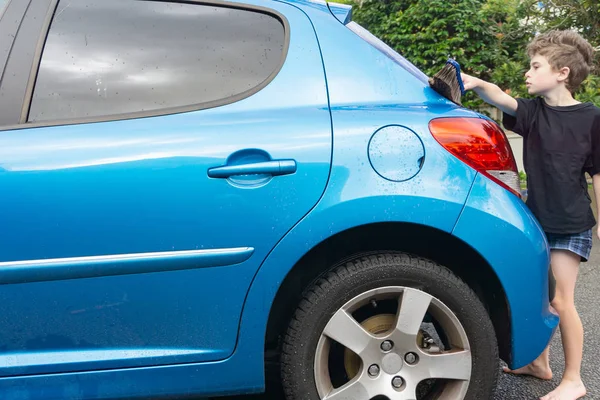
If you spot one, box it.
[207,160,297,179]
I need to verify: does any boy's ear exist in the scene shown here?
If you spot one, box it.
[557,66,571,83]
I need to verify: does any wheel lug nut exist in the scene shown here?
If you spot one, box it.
[380,340,394,352]
[392,376,404,389]
[405,352,418,365]
[368,364,380,377]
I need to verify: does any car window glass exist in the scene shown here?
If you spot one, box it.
[28,0,285,122]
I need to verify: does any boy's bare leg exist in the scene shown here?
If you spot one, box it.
[540,249,586,400]
[503,346,552,380]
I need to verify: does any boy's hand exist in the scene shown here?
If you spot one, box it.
[460,73,480,91]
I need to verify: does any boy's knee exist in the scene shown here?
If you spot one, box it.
[550,297,560,312]
[551,294,575,313]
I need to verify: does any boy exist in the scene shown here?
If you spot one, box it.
[461,30,599,400]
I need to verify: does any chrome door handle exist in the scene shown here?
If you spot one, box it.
[207,160,297,179]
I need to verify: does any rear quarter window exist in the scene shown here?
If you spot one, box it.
[28,0,286,123]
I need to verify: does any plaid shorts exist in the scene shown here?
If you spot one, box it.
[546,229,593,262]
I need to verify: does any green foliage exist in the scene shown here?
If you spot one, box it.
[344,0,541,108]
[519,170,527,189]
[340,0,599,108]
[576,75,600,105]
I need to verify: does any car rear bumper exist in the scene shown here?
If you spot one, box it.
[452,173,559,369]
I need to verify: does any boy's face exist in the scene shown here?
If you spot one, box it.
[524,54,567,96]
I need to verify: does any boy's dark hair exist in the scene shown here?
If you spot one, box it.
[527,30,595,93]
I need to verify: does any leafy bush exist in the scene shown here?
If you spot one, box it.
[338,0,599,108]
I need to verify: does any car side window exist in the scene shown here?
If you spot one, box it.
[28,0,285,123]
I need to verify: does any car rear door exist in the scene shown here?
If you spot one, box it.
[0,0,331,376]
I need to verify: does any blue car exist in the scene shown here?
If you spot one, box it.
[0,0,558,399]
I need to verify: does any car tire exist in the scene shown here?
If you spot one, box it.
[281,252,499,400]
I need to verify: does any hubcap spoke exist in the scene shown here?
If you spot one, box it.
[422,349,472,380]
[314,286,472,400]
[323,378,369,400]
[323,308,375,356]
[395,288,432,337]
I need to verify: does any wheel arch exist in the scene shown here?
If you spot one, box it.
[264,222,512,369]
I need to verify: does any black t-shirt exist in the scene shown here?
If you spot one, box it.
[503,98,600,234]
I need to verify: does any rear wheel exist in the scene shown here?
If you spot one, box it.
[281,252,498,400]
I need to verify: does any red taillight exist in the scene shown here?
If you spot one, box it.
[429,117,521,198]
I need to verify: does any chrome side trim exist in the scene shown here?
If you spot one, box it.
[0,247,254,284]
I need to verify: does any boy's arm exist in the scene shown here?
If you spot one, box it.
[461,73,518,116]
[594,174,600,240]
